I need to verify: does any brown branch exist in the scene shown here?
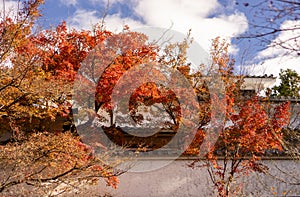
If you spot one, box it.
[275,0,300,6]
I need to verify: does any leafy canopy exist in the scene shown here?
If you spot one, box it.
[272,68,300,98]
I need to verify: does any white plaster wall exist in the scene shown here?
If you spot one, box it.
[95,159,300,197]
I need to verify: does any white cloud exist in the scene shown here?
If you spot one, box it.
[258,20,300,59]
[69,0,248,53]
[68,9,143,31]
[88,0,102,4]
[251,56,299,76]
[60,0,77,7]
[249,55,299,87]
[89,0,125,5]
[103,14,143,32]
[68,9,100,29]
[132,0,248,51]
[251,20,300,79]
[135,0,220,20]
[0,0,20,19]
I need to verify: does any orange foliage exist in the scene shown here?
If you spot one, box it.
[0,1,292,196]
[187,38,291,197]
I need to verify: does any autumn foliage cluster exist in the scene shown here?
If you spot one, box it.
[0,0,127,194]
[187,39,290,196]
[0,0,292,196]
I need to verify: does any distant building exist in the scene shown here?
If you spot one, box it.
[241,75,276,97]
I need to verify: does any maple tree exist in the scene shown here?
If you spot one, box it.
[0,0,76,138]
[187,38,291,196]
[0,131,122,196]
[94,31,158,121]
[0,0,186,194]
[0,0,48,130]
[33,21,113,81]
[0,0,125,194]
[128,83,180,127]
[78,30,196,152]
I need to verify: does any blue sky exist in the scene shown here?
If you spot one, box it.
[1,0,300,78]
